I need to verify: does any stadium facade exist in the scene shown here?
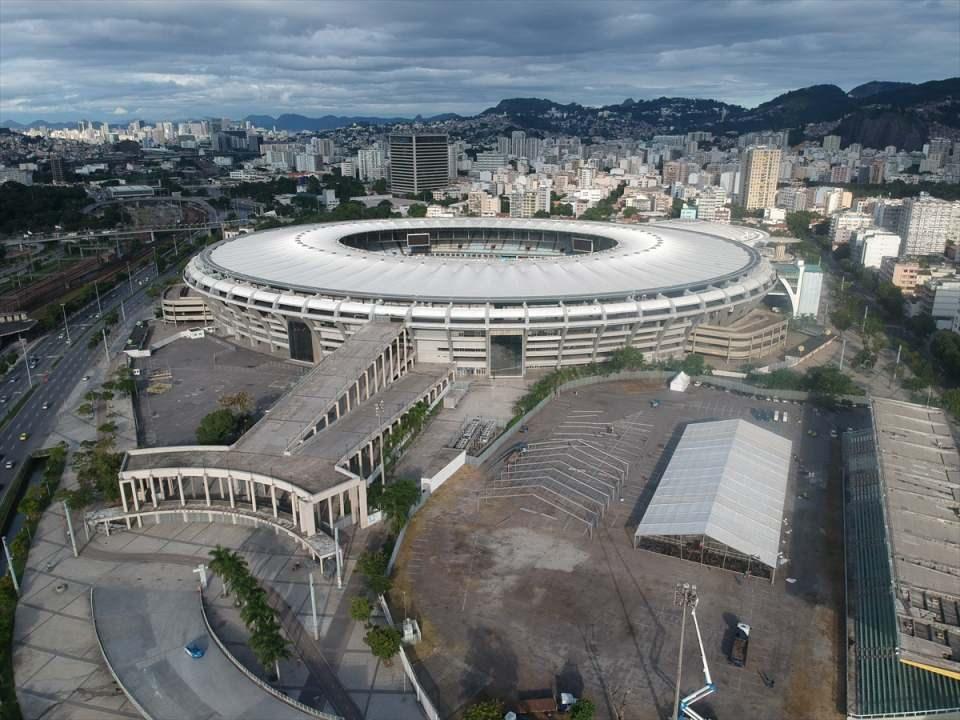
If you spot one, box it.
[184,218,777,376]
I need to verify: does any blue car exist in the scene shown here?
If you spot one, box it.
[184,643,205,659]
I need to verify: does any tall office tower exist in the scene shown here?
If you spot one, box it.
[510,130,526,157]
[738,146,781,210]
[822,135,841,153]
[497,136,510,154]
[897,193,960,256]
[388,134,450,195]
[49,156,64,184]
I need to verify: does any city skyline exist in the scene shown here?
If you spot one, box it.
[1,0,958,122]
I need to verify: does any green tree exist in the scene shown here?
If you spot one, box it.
[463,700,505,720]
[942,388,960,417]
[350,596,373,625]
[570,698,596,720]
[932,330,960,383]
[356,550,393,595]
[372,178,388,194]
[209,545,241,597]
[363,625,402,663]
[670,197,684,218]
[249,616,290,681]
[379,479,420,535]
[533,210,551,218]
[407,204,428,218]
[196,408,243,444]
[803,366,860,396]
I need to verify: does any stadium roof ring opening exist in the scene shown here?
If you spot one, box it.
[185,218,777,375]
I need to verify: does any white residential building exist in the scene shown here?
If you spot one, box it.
[897,194,960,256]
[856,229,902,269]
[829,211,874,249]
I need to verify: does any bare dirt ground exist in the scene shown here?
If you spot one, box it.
[393,382,860,720]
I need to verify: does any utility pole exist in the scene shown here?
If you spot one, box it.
[672,583,697,720]
[861,305,869,334]
[94,281,102,317]
[126,261,134,294]
[60,303,71,344]
[839,335,847,370]
[120,298,126,323]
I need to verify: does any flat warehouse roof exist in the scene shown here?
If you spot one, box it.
[634,419,792,568]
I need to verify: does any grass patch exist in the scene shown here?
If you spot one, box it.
[0,444,67,720]
[0,387,35,433]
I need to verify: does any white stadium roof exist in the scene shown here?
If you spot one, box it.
[634,419,791,568]
[200,218,766,303]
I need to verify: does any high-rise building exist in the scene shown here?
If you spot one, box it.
[822,135,841,153]
[356,143,386,181]
[49,156,64,184]
[694,187,727,222]
[829,211,874,249]
[855,229,902,269]
[897,194,960,256]
[739,146,781,210]
[510,131,526,157]
[873,199,903,232]
[388,134,450,196]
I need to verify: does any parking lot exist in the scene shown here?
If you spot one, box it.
[394,380,867,719]
[136,335,306,446]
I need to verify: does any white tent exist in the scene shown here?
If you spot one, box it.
[669,371,691,392]
[634,419,792,569]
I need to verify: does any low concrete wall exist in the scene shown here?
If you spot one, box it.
[377,595,441,720]
[420,450,466,494]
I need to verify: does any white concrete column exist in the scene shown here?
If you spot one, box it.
[131,479,141,512]
[271,484,278,519]
[219,477,226,500]
[120,479,129,513]
[177,473,185,506]
[227,475,235,508]
[249,480,257,513]
[203,474,211,505]
[364,369,371,400]
[373,357,379,393]
[348,484,360,525]
[338,491,345,519]
[291,491,298,526]
[345,386,351,412]
[358,482,369,528]
[327,497,334,529]
[149,474,158,508]
[299,499,317,535]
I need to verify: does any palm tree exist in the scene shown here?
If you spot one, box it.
[208,545,235,597]
[240,589,273,630]
[250,618,290,682]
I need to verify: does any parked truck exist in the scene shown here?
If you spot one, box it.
[729,622,751,667]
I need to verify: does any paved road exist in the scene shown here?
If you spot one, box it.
[93,586,314,720]
[0,261,160,517]
[83,545,362,720]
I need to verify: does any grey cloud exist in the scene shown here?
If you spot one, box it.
[0,0,957,121]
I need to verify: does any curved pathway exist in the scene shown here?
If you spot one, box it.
[83,545,364,720]
[93,586,312,720]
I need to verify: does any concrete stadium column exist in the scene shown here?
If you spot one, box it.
[149,474,158,508]
[203,475,211,505]
[219,477,225,500]
[131,479,141,512]
[373,357,379,393]
[348,484,360,525]
[327,497,335,529]
[298,499,317,536]
[345,387,351,413]
[249,480,257,513]
[357,482,369,528]
[271,484,278,518]
[120,479,129,513]
[227,475,235,508]
[363,369,371,400]
[338,492,345,519]
[367,443,375,477]
[290,491,298,526]
[387,344,394,383]
[177,473,185,506]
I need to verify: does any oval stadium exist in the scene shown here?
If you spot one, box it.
[184,218,778,375]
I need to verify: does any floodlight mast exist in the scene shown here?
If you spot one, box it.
[678,595,716,720]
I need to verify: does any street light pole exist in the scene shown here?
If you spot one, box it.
[94,281,102,317]
[60,303,71,344]
[102,327,110,364]
[839,335,847,370]
[19,336,32,388]
[672,583,697,720]
[126,262,134,294]
[375,400,386,483]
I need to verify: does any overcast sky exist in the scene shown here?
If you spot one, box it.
[1,0,958,122]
